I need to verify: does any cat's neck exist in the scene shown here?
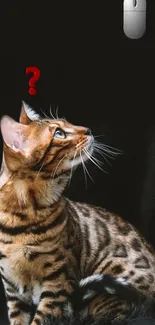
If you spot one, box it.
[0,161,69,211]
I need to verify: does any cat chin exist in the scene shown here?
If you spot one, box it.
[64,140,94,171]
[65,153,89,170]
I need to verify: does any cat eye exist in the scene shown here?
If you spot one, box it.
[54,128,66,139]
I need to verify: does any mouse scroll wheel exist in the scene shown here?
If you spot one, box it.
[133,0,137,7]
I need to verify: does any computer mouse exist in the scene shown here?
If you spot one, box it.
[123,0,147,39]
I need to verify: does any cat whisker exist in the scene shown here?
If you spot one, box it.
[49,104,60,120]
[51,154,68,179]
[92,145,114,170]
[97,149,116,159]
[50,104,59,120]
[96,147,121,157]
[88,151,103,166]
[92,141,122,169]
[93,143,122,160]
[80,150,94,186]
[80,151,88,188]
[93,143,116,153]
[34,164,45,181]
[103,145,122,153]
[93,146,115,164]
[40,107,50,119]
[84,148,108,174]
[84,148,103,168]
[94,147,112,167]
[55,105,59,119]
[94,141,122,154]
[49,105,56,120]
[68,150,77,187]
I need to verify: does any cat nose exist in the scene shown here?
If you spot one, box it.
[84,128,91,135]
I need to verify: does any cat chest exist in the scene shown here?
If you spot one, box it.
[0,244,48,281]
[0,245,45,305]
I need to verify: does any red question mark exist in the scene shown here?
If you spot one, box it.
[26,67,40,95]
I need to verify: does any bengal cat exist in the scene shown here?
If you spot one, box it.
[0,102,155,325]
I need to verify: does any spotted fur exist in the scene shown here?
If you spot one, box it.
[0,103,155,325]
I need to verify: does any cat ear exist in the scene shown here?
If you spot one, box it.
[19,101,41,125]
[0,115,28,152]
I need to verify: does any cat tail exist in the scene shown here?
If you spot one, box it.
[72,274,141,311]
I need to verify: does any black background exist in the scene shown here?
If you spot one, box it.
[0,1,155,324]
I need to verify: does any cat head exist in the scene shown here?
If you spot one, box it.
[0,102,93,177]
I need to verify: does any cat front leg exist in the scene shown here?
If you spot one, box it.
[1,276,31,325]
[7,297,31,325]
[31,267,73,325]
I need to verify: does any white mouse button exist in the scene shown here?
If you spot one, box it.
[123,0,146,39]
[136,0,146,11]
[124,0,135,11]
